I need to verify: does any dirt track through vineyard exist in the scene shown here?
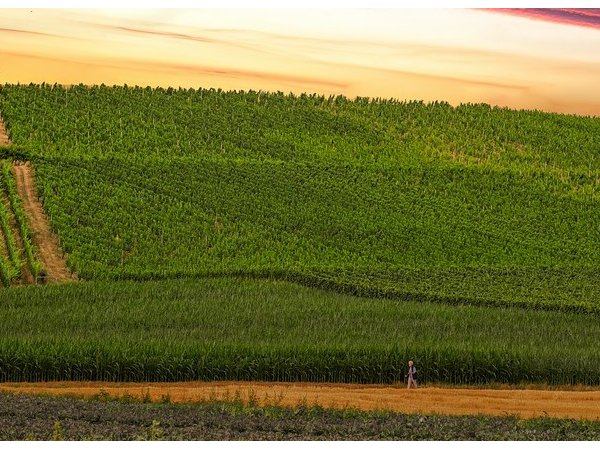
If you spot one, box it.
[0,117,9,146]
[1,382,600,422]
[12,162,77,283]
[0,116,76,283]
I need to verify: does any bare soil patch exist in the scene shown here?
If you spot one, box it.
[0,118,9,146]
[3,390,599,440]
[12,162,77,283]
[2,381,599,422]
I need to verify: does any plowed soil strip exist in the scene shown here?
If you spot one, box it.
[2,382,600,421]
[12,162,76,283]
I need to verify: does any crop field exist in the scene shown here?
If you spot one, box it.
[1,85,599,308]
[0,84,599,389]
[0,278,599,385]
[3,391,600,440]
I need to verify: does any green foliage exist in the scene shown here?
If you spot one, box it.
[0,278,599,385]
[0,84,599,385]
[0,253,15,287]
[51,420,64,441]
[0,144,31,161]
[0,83,599,311]
[3,83,600,171]
[0,198,19,286]
[0,161,30,287]
[0,193,22,279]
[147,420,163,441]
[0,161,43,280]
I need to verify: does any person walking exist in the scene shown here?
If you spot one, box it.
[407,360,417,389]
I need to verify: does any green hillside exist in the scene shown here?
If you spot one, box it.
[1,83,600,384]
[1,83,599,312]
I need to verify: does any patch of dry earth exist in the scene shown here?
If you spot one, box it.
[2,381,599,421]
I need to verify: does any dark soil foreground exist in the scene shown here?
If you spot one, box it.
[1,392,600,441]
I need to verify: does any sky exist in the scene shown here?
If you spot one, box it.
[1,5,600,116]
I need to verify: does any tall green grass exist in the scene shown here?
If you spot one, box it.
[0,278,598,384]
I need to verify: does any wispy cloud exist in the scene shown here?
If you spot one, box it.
[0,27,56,37]
[0,49,348,91]
[85,22,290,60]
[145,60,350,90]
[489,9,600,31]
[112,26,217,44]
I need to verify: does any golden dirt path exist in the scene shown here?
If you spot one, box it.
[12,162,77,283]
[2,381,600,421]
[0,118,9,146]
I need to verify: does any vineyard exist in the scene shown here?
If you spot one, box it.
[0,160,44,286]
[0,83,599,385]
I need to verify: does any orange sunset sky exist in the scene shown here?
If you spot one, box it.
[1,6,600,116]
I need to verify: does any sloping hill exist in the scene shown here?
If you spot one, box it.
[0,84,600,386]
[0,84,599,312]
